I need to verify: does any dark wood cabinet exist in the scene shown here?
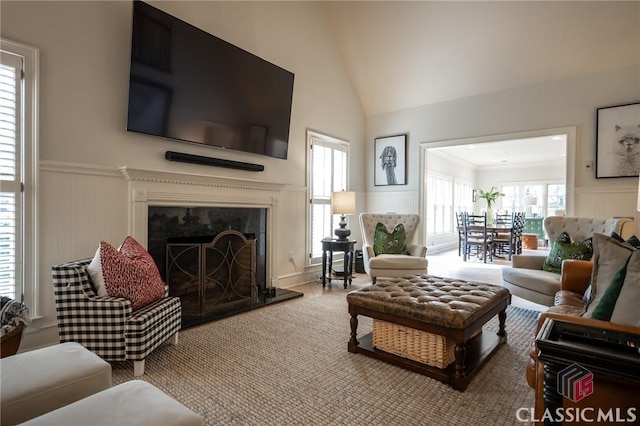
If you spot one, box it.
[534,317,640,425]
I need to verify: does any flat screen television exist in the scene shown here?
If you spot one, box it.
[126,1,295,160]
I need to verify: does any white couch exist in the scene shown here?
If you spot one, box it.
[502,216,635,306]
[1,343,112,425]
[0,342,203,426]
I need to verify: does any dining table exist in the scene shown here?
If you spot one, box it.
[457,224,517,261]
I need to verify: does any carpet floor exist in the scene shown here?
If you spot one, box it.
[112,287,538,425]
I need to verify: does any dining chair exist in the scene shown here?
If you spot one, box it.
[455,212,466,256]
[494,212,512,226]
[462,212,493,263]
[513,212,526,254]
[492,212,515,260]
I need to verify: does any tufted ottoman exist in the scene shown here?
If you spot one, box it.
[347,275,511,391]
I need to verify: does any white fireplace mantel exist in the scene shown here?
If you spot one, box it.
[119,166,283,287]
[119,166,287,192]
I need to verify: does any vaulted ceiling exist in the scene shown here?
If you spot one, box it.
[323,1,640,116]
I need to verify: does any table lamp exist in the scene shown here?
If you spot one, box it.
[525,196,538,217]
[332,191,356,240]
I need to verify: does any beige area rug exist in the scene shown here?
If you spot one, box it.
[112,289,538,425]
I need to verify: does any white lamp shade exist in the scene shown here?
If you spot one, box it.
[524,196,538,206]
[332,191,356,215]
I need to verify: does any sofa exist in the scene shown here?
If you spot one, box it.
[1,342,113,425]
[502,216,635,306]
[526,233,640,421]
[0,342,203,425]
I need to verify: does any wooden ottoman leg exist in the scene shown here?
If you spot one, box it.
[454,344,467,378]
[452,343,468,391]
[348,312,359,352]
[498,309,507,342]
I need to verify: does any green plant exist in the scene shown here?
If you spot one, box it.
[477,186,505,209]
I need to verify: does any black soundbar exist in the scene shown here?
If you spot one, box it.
[165,151,265,172]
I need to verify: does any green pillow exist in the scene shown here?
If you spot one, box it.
[373,223,409,255]
[589,255,631,321]
[542,232,593,274]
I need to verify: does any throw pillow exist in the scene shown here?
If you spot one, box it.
[88,246,109,297]
[611,232,640,249]
[583,233,637,318]
[609,249,640,326]
[581,284,592,303]
[588,256,631,321]
[87,237,165,311]
[542,232,592,274]
[373,223,409,256]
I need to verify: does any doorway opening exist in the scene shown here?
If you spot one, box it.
[419,126,575,255]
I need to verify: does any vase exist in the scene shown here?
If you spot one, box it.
[486,207,494,225]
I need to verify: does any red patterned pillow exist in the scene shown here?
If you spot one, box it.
[87,237,165,311]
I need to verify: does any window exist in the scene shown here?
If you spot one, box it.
[308,131,348,264]
[499,182,565,217]
[426,174,471,235]
[426,173,453,234]
[547,184,566,216]
[0,40,38,313]
[500,185,521,213]
[453,179,473,218]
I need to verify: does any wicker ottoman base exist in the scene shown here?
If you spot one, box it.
[373,320,455,368]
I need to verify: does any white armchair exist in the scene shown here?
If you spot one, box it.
[502,216,635,306]
[359,213,428,283]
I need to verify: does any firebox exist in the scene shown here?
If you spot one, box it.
[148,206,268,327]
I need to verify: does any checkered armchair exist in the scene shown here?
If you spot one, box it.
[52,258,182,376]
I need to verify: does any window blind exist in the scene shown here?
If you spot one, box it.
[0,55,21,300]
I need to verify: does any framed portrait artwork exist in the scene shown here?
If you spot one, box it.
[374,134,407,186]
[595,102,640,178]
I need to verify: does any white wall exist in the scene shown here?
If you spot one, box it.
[366,65,640,231]
[1,1,366,350]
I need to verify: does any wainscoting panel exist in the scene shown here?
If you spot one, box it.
[365,190,420,214]
[574,186,639,234]
[274,187,308,279]
[28,162,128,350]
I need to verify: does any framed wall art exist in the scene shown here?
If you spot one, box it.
[595,102,640,178]
[374,134,407,186]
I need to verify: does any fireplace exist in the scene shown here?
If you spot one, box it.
[148,206,267,286]
[149,206,272,327]
[119,166,304,328]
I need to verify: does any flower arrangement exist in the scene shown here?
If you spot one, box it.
[477,186,505,209]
